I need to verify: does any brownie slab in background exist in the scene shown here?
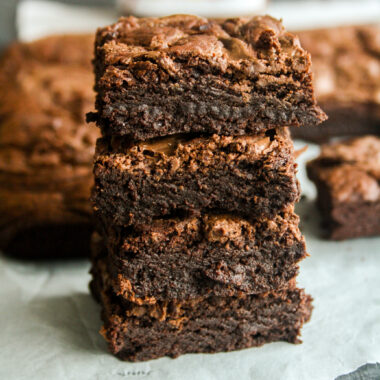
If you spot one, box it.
[92,206,306,302]
[292,25,380,142]
[307,136,380,240]
[0,34,100,258]
[91,242,313,362]
[90,14,326,140]
[93,128,299,227]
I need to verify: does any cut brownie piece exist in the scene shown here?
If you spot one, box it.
[90,14,326,140]
[92,205,306,302]
[307,136,380,239]
[91,251,313,362]
[292,25,380,142]
[93,128,300,227]
[0,34,99,258]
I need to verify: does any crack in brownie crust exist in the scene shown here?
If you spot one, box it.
[93,128,300,227]
[91,15,326,139]
[307,136,380,239]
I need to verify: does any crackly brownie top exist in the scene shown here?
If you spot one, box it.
[114,206,302,251]
[95,128,294,174]
[298,25,380,104]
[308,136,380,203]
[0,34,99,188]
[96,14,312,75]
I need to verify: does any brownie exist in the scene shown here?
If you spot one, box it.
[292,25,380,142]
[91,247,313,362]
[0,34,99,258]
[93,128,300,228]
[307,136,380,239]
[0,34,95,69]
[90,14,326,140]
[92,205,306,302]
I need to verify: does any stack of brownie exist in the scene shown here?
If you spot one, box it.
[89,15,326,361]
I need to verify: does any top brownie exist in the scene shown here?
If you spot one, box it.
[91,15,326,140]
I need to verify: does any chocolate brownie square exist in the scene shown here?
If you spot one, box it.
[307,136,380,239]
[90,15,326,140]
[92,205,306,302]
[292,25,380,142]
[93,128,300,228]
[90,242,313,362]
[0,34,99,258]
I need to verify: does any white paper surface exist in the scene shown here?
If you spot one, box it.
[17,1,119,41]
[268,0,380,30]
[1,2,379,379]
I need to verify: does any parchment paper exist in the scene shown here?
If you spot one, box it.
[0,2,379,379]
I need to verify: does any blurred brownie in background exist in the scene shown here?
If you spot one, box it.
[0,34,99,259]
[292,25,380,142]
[307,136,380,240]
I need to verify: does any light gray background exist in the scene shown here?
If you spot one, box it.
[0,0,115,48]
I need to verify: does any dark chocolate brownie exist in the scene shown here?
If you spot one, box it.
[93,128,300,227]
[292,25,380,142]
[0,34,100,258]
[90,14,326,139]
[91,250,313,362]
[92,205,306,302]
[307,136,380,239]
